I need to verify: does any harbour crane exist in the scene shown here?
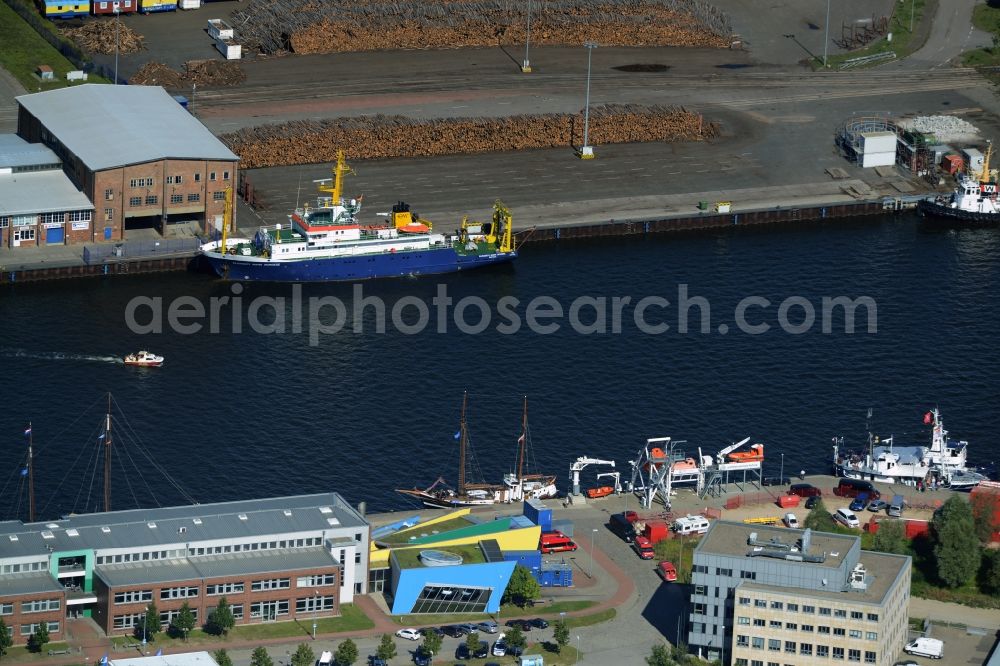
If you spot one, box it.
[569,457,615,496]
[596,471,622,493]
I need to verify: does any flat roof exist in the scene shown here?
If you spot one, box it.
[15,85,238,171]
[2,493,367,560]
[95,547,340,587]
[0,572,64,597]
[112,651,219,666]
[0,171,93,217]
[394,543,487,570]
[739,551,910,605]
[696,521,858,570]
[0,134,60,169]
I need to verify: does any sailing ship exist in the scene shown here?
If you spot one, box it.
[396,394,557,508]
[832,408,985,489]
[918,141,1000,225]
[199,151,518,282]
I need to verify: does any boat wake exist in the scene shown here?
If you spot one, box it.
[0,347,124,364]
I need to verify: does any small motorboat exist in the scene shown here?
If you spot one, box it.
[586,486,615,499]
[123,351,164,367]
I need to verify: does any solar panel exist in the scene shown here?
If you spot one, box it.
[480,539,504,563]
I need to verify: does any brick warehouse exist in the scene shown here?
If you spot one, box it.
[0,493,369,644]
[12,84,238,247]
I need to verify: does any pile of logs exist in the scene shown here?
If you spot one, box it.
[129,60,246,87]
[233,0,732,55]
[62,19,145,55]
[221,105,717,169]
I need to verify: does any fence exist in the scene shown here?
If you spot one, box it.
[83,238,201,265]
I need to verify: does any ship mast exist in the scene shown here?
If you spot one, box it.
[982,141,992,182]
[103,393,112,513]
[27,422,35,522]
[458,392,468,496]
[517,396,528,482]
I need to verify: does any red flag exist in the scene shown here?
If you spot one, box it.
[923,411,933,425]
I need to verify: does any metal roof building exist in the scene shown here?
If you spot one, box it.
[15,85,238,170]
[0,135,60,171]
[0,171,93,217]
[112,651,220,666]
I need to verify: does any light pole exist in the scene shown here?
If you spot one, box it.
[575,634,581,664]
[910,0,915,32]
[822,0,830,67]
[780,453,785,484]
[113,4,120,85]
[579,41,597,159]
[141,614,147,653]
[589,528,597,578]
[312,590,318,639]
[521,0,532,73]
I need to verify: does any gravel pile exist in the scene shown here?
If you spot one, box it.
[898,115,981,143]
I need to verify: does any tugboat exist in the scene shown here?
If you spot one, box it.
[199,151,517,282]
[919,141,1000,225]
[123,351,163,367]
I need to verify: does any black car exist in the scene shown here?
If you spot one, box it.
[804,496,820,509]
[504,619,531,631]
[413,653,431,666]
[455,641,489,660]
[443,625,468,638]
[528,618,549,629]
[427,627,446,637]
[507,645,524,657]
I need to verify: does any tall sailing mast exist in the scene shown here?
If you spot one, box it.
[103,393,112,513]
[517,396,528,482]
[457,391,468,496]
[26,422,35,522]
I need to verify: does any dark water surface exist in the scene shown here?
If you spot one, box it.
[2,213,998,518]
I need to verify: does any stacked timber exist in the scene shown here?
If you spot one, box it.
[221,105,717,169]
[62,20,145,55]
[130,60,246,87]
[233,0,732,55]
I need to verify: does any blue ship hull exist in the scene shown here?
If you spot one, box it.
[202,246,517,282]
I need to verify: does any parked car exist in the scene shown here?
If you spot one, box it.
[368,658,387,666]
[477,620,499,634]
[804,495,820,509]
[506,645,524,657]
[442,625,468,638]
[849,494,869,512]
[457,623,480,635]
[834,507,860,529]
[657,560,677,582]
[427,626,446,637]
[528,618,549,629]
[492,637,507,657]
[867,499,887,512]
[788,483,822,497]
[456,641,489,660]
[395,628,421,641]
[782,513,799,529]
[505,619,531,631]
[762,476,791,486]
[892,662,919,666]
[904,637,943,659]
[412,653,431,666]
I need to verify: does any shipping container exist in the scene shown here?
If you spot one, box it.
[41,0,88,18]
[179,0,200,8]
[207,18,234,39]
[962,148,984,174]
[504,550,542,570]
[859,131,897,154]
[643,521,669,544]
[861,150,896,168]
[941,154,963,174]
[91,0,137,14]
[524,499,552,532]
[139,0,176,12]
[777,494,800,508]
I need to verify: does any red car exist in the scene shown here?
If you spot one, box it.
[657,561,677,582]
[632,536,655,560]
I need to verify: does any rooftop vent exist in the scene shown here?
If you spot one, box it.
[801,528,812,554]
[66,529,79,537]
[41,531,54,539]
[178,526,187,534]
[8,535,18,542]
[147,522,157,529]
[238,513,248,521]
[46,523,59,529]
[326,517,340,526]
[319,506,333,514]
[192,518,203,525]
[283,510,293,517]
[849,563,868,590]
[101,527,111,533]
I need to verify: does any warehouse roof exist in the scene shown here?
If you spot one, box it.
[0,171,94,217]
[0,134,61,169]
[113,651,219,666]
[15,85,238,171]
[0,572,64,597]
[1,493,366,559]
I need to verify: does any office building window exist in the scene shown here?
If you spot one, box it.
[223,170,230,180]
[21,599,60,613]
[194,172,202,182]
[849,630,861,639]
[817,645,829,658]
[160,586,199,600]
[785,623,797,630]
[213,191,226,201]
[770,601,783,610]
[819,607,831,616]
[803,605,815,613]
[188,193,200,202]
[715,568,732,576]
[114,590,152,604]
[0,604,12,615]
[752,637,764,650]
[251,578,290,591]
[129,196,141,206]
[295,595,334,613]
[786,603,798,612]
[171,194,183,204]
[735,660,748,666]
[866,613,879,622]
[105,189,114,200]
[738,596,750,605]
[785,641,796,654]
[800,643,813,656]
[818,626,830,635]
[753,619,765,627]
[104,208,114,221]
[864,651,876,664]
[769,621,782,629]
[692,603,706,615]
[865,632,877,641]
[850,611,863,620]
[297,574,336,587]
[833,647,844,660]
[210,171,216,181]
[738,617,750,626]
[801,624,814,632]
[848,649,860,662]
[834,609,847,618]
[755,599,767,608]
[768,639,780,652]
[833,628,845,637]
[145,195,158,205]
[206,583,243,596]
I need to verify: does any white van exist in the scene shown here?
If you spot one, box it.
[833,508,859,528]
[317,651,333,666]
[672,515,710,535]
[904,637,943,659]
[783,513,799,529]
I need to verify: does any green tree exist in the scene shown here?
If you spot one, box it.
[291,643,315,666]
[207,597,236,636]
[27,624,49,653]
[375,634,396,661]
[142,602,160,641]
[213,649,234,666]
[503,565,541,607]
[250,647,273,666]
[334,639,358,666]
[872,519,907,555]
[0,617,12,660]
[505,625,526,652]
[804,499,837,532]
[171,602,196,640]
[933,495,981,587]
[465,631,480,655]
[646,644,673,666]
[983,549,1000,595]
[553,619,570,654]
[420,629,442,658]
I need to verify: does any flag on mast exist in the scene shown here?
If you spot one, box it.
[24,427,31,436]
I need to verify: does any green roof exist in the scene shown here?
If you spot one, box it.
[393,543,487,570]
[380,517,477,545]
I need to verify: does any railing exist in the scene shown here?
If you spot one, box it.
[83,238,201,265]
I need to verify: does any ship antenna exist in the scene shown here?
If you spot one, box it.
[294,167,304,211]
[27,422,35,522]
[458,392,468,496]
[518,396,528,482]
[103,392,112,513]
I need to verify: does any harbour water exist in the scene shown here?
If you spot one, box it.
[1,212,998,519]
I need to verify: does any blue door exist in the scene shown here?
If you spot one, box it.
[46,226,64,245]
[104,226,113,240]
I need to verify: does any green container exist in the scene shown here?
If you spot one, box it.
[698,201,708,210]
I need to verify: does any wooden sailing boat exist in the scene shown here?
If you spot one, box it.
[503,397,558,501]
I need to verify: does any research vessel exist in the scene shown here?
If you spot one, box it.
[832,408,985,489]
[919,142,1000,225]
[199,151,517,282]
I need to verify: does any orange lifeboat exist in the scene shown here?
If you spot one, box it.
[398,222,430,234]
[727,443,764,462]
[586,486,615,499]
[671,457,697,471]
